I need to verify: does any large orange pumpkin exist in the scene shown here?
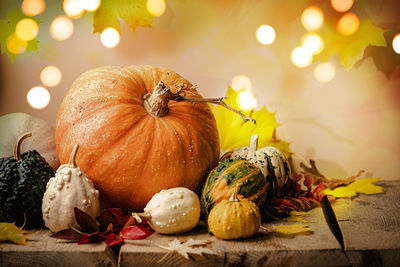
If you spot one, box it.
[55,66,220,211]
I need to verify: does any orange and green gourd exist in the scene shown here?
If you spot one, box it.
[200,158,269,218]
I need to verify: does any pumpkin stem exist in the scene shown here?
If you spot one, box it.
[14,132,32,161]
[68,144,79,167]
[132,212,152,223]
[229,185,241,202]
[250,134,259,151]
[143,81,256,124]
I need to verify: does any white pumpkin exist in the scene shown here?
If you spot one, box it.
[133,187,200,234]
[42,144,100,232]
[0,113,60,170]
[228,134,291,193]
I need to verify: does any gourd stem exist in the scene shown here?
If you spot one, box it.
[229,185,241,202]
[68,144,79,167]
[143,81,256,124]
[132,212,152,223]
[249,134,259,151]
[14,132,32,161]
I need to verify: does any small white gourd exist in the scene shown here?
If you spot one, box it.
[133,187,200,234]
[227,134,291,193]
[42,144,100,232]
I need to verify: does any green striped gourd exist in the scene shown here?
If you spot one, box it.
[200,158,269,218]
[228,134,290,195]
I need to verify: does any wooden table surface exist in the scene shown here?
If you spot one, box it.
[1,180,399,267]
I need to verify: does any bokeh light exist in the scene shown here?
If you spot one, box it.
[301,6,324,31]
[147,0,166,17]
[50,16,74,41]
[21,0,46,16]
[15,18,39,41]
[337,12,359,36]
[238,91,257,110]
[291,46,313,68]
[256,25,276,45]
[314,62,336,82]
[40,66,62,87]
[232,75,252,91]
[101,27,120,48]
[392,33,400,54]
[27,86,51,109]
[301,33,324,55]
[330,0,354,13]
[63,0,85,18]
[6,34,27,54]
[84,0,101,12]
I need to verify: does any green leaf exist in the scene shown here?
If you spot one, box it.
[315,20,386,69]
[0,8,41,63]
[209,87,290,157]
[0,222,29,245]
[93,0,154,33]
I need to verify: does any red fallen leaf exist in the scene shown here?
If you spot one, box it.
[74,208,99,233]
[78,234,92,244]
[304,176,313,187]
[97,208,130,228]
[105,232,124,247]
[51,229,77,240]
[120,225,153,240]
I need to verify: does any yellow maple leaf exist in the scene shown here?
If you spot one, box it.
[348,178,384,195]
[324,187,357,198]
[209,87,290,157]
[324,177,384,198]
[284,211,311,223]
[315,20,386,69]
[0,222,29,245]
[271,223,311,235]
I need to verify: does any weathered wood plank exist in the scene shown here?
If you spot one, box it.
[332,180,400,267]
[119,207,349,267]
[0,230,117,267]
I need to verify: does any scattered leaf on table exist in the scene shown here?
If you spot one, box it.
[315,20,386,69]
[271,224,311,235]
[74,207,99,233]
[93,0,154,33]
[157,238,217,260]
[324,177,384,198]
[0,222,29,245]
[348,177,384,195]
[209,87,290,157]
[0,8,41,62]
[284,211,311,223]
[324,187,357,198]
[120,225,153,240]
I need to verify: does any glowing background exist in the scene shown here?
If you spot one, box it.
[0,0,399,180]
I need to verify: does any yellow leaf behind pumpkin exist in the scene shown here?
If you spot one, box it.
[209,87,290,157]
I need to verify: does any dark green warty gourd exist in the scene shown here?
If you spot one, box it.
[0,132,54,228]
